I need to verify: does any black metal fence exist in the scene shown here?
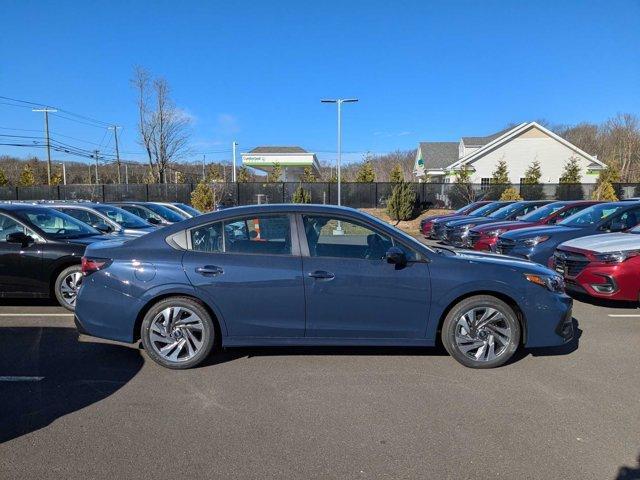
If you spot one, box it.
[1,182,639,209]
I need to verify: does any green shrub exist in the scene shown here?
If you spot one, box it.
[386,181,417,224]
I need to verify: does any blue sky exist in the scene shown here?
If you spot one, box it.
[1,0,639,167]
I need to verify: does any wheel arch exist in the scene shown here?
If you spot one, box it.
[132,293,223,346]
[49,257,82,298]
[436,290,528,345]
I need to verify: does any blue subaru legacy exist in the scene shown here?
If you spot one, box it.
[75,204,573,370]
[497,201,640,265]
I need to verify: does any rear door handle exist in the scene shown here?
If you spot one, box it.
[308,270,335,280]
[195,265,224,276]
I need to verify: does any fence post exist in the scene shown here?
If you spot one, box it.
[145,184,149,201]
[235,182,240,206]
[15,186,18,200]
[282,182,285,203]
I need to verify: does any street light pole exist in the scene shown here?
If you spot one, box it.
[321,98,358,207]
[232,141,238,182]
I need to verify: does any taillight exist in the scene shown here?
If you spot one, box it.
[81,257,112,276]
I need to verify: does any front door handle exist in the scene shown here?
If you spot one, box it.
[308,270,335,280]
[195,265,224,276]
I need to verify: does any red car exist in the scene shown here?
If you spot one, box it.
[468,201,600,251]
[550,227,640,302]
[420,201,491,236]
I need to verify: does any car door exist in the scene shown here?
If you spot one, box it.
[181,213,306,338]
[299,214,431,339]
[0,213,45,295]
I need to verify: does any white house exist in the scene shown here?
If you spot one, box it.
[414,122,606,185]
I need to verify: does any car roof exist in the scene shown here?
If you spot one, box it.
[0,203,53,212]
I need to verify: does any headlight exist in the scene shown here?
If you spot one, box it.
[524,273,565,292]
[593,250,639,263]
[485,228,506,238]
[521,235,550,247]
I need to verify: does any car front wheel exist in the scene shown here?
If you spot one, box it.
[442,295,521,368]
[140,297,215,369]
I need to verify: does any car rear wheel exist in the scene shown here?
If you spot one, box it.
[140,297,215,369]
[54,265,83,311]
[442,295,520,368]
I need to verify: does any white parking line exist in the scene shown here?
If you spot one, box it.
[607,314,640,318]
[0,313,74,317]
[0,376,44,382]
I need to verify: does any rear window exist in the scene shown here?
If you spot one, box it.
[189,215,291,255]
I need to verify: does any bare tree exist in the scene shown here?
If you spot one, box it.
[131,66,191,183]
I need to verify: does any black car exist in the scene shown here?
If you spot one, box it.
[0,204,111,310]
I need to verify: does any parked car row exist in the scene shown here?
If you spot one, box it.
[425,200,640,303]
[0,201,201,310]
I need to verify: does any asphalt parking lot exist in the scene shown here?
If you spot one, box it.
[0,295,638,480]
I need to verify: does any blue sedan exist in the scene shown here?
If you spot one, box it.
[497,201,640,265]
[75,204,573,369]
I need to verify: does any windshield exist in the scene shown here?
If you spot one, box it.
[469,202,504,217]
[175,203,202,216]
[488,203,524,219]
[519,202,565,222]
[559,204,623,227]
[94,205,150,229]
[143,203,187,222]
[18,207,100,239]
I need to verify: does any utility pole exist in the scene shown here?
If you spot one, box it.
[32,107,58,185]
[61,162,67,185]
[202,155,206,181]
[232,141,238,182]
[93,150,100,184]
[125,163,129,184]
[109,125,122,183]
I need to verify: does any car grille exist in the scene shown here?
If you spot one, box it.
[432,223,447,240]
[468,232,481,246]
[496,238,516,255]
[553,250,589,277]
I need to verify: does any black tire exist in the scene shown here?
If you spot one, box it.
[140,296,215,370]
[54,264,83,311]
[441,295,521,369]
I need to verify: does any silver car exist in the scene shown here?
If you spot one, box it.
[50,203,157,237]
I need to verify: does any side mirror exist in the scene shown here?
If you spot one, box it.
[6,231,34,246]
[609,220,626,232]
[148,217,161,225]
[93,223,113,233]
[386,246,407,268]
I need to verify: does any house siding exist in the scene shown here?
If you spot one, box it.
[462,128,598,184]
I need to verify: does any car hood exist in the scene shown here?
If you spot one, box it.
[445,216,501,228]
[471,220,535,233]
[432,214,469,225]
[448,249,554,274]
[560,232,640,253]
[122,227,156,236]
[500,224,580,240]
[422,213,455,223]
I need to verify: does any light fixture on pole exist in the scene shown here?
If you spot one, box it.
[320,98,358,208]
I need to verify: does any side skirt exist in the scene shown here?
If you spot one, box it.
[222,337,435,348]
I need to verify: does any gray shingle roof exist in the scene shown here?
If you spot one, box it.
[418,142,459,170]
[249,146,308,154]
[462,126,515,147]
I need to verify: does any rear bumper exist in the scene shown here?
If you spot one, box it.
[75,280,144,343]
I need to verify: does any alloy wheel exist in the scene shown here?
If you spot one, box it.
[59,272,83,308]
[148,306,205,363]
[454,307,512,362]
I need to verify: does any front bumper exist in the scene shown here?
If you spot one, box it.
[567,265,639,301]
[522,291,574,347]
[472,236,498,252]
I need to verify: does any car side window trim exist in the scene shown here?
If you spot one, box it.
[185,213,299,257]
[296,213,426,262]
